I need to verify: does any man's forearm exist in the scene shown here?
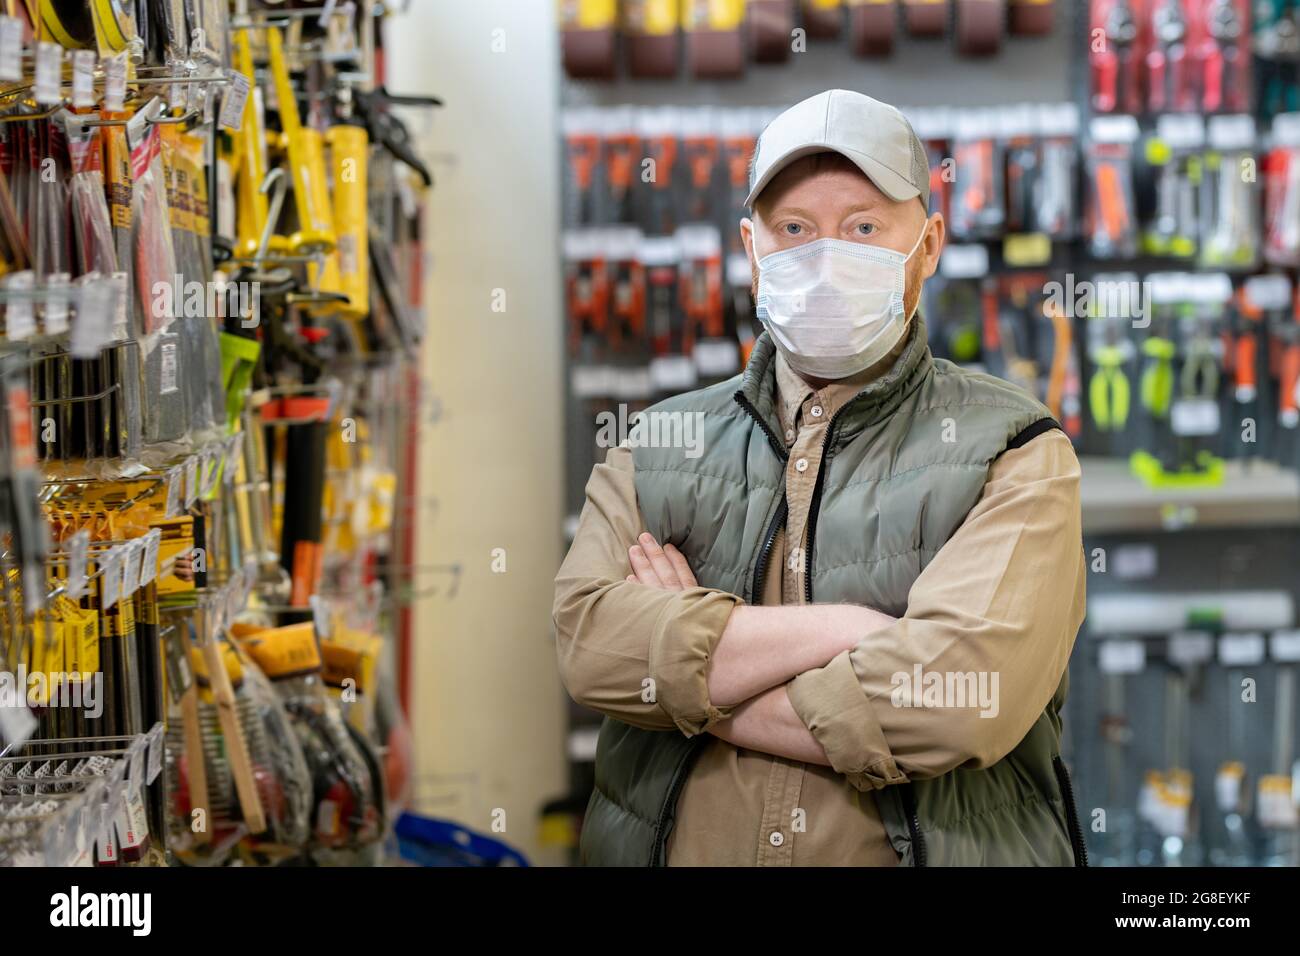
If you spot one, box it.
[707,604,895,707]
[710,685,831,766]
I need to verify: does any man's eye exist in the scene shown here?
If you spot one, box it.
[783,223,802,236]
[856,223,876,236]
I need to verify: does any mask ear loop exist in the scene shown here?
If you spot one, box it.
[894,220,932,317]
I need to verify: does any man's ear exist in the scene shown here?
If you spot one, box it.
[740,217,756,265]
[920,212,945,280]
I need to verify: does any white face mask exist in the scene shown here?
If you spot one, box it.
[755,224,928,380]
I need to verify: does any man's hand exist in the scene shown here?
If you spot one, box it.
[627,533,697,590]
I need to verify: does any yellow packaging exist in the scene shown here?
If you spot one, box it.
[237,622,322,679]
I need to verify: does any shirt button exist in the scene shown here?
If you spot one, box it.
[795,457,809,473]
[769,831,784,847]
[810,404,824,418]
[784,428,795,442]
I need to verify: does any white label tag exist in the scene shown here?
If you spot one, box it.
[71,277,116,356]
[43,273,72,335]
[0,17,22,82]
[1171,398,1221,437]
[219,71,252,131]
[1269,630,1300,663]
[649,355,698,392]
[101,552,121,609]
[159,341,179,394]
[139,529,161,588]
[1218,632,1266,666]
[1099,639,1146,674]
[71,50,96,108]
[939,244,990,279]
[4,271,35,340]
[104,54,127,112]
[34,42,62,106]
[165,466,182,518]
[68,530,89,600]
[1113,544,1158,580]
[120,543,137,602]
[693,338,740,377]
[186,456,200,507]
[0,699,36,749]
[1168,631,1215,666]
[200,449,219,497]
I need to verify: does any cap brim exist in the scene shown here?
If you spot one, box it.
[744,143,921,208]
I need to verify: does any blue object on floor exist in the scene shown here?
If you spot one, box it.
[394,811,530,867]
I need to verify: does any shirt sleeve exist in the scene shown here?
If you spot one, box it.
[553,445,743,736]
[786,429,1086,791]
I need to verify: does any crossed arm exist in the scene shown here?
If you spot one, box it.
[625,532,893,766]
[553,436,1084,788]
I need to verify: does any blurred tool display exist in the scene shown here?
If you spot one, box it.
[552,4,1300,868]
[1,1,428,867]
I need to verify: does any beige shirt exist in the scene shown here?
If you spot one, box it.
[553,350,1086,866]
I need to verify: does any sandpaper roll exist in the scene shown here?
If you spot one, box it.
[902,0,948,36]
[954,0,1003,55]
[749,0,794,61]
[800,0,843,37]
[1006,0,1051,35]
[848,0,898,56]
[560,0,618,79]
[686,0,746,78]
[624,0,681,78]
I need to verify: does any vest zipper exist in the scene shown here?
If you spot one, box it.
[899,783,927,866]
[650,740,706,866]
[734,391,791,606]
[1052,754,1090,867]
[733,391,791,461]
[751,497,787,604]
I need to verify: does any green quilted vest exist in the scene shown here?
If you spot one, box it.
[579,319,1088,866]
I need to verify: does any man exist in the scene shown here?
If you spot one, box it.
[553,89,1087,866]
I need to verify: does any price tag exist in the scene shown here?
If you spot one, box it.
[1099,639,1146,674]
[1002,232,1052,267]
[648,355,698,392]
[43,273,71,335]
[939,244,990,279]
[0,699,36,750]
[0,16,22,82]
[120,543,137,601]
[67,530,89,600]
[104,53,127,112]
[693,339,740,377]
[164,466,182,517]
[3,272,35,340]
[1269,630,1300,663]
[71,276,117,358]
[1218,632,1266,666]
[1168,631,1214,666]
[185,456,200,507]
[34,42,62,106]
[139,529,161,588]
[219,71,252,131]
[200,448,220,497]
[146,725,163,783]
[101,552,121,609]
[1171,398,1221,437]
[1113,543,1158,580]
[71,50,96,108]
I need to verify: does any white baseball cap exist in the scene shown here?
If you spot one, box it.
[745,89,932,210]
